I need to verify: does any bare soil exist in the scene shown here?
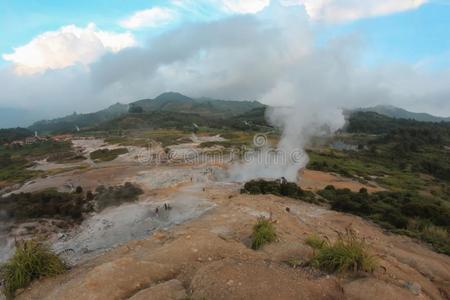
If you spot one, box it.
[5,139,449,300]
[17,181,450,300]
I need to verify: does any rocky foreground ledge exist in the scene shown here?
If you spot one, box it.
[16,183,450,300]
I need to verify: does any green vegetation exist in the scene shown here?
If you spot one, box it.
[130,92,265,118]
[98,111,216,131]
[343,112,450,183]
[308,113,450,206]
[28,93,268,134]
[0,154,37,184]
[128,105,144,114]
[306,229,377,274]
[199,140,248,149]
[305,234,327,250]
[0,183,143,222]
[347,111,450,135]
[355,105,450,123]
[29,103,128,134]
[89,148,128,162]
[1,189,89,222]
[103,129,191,148]
[0,240,66,299]
[0,141,75,184]
[318,186,450,255]
[241,179,317,203]
[251,217,277,250]
[94,182,143,211]
[0,128,33,145]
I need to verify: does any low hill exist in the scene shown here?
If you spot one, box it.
[356,105,450,122]
[29,103,129,134]
[347,111,450,136]
[130,92,264,117]
[28,93,265,134]
[97,111,215,131]
[96,107,271,131]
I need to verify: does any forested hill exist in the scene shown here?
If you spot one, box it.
[354,105,450,122]
[28,92,265,134]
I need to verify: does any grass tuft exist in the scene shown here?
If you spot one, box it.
[0,240,66,299]
[421,225,448,241]
[251,217,277,250]
[306,229,377,274]
[305,234,327,250]
[420,225,450,254]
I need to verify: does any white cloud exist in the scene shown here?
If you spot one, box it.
[220,0,270,14]
[120,7,175,29]
[215,0,426,20]
[2,23,135,75]
[298,0,427,22]
[1,2,448,126]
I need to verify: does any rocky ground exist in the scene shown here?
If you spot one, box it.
[3,138,450,300]
[15,179,450,300]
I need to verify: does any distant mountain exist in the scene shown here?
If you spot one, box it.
[356,105,450,123]
[131,92,264,117]
[28,92,266,134]
[98,106,272,132]
[29,103,129,134]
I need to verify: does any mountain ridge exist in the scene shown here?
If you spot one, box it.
[2,93,449,131]
[28,92,265,133]
[355,104,450,122]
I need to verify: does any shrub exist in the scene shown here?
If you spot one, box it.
[89,148,128,162]
[86,190,94,201]
[307,229,377,274]
[318,185,450,255]
[420,225,450,255]
[94,182,143,211]
[0,241,66,298]
[1,190,88,222]
[75,186,83,194]
[251,217,277,250]
[242,179,317,203]
[421,225,448,241]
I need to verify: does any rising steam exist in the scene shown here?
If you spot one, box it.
[228,105,345,182]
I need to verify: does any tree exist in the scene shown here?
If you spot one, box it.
[128,105,144,114]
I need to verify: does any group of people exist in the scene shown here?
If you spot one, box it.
[154,203,172,216]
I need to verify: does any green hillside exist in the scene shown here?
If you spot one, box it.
[356,105,450,122]
[130,92,264,117]
[28,92,265,134]
[29,103,129,134]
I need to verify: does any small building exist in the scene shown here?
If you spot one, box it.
[9,140,24,147]
[25,137,38,145]
[52,134,73,142]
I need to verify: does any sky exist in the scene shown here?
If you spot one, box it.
[1,0,450,126]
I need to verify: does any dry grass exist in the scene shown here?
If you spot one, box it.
[0,240,66,299]
[251,217,277,250]
[306,229,377,274]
